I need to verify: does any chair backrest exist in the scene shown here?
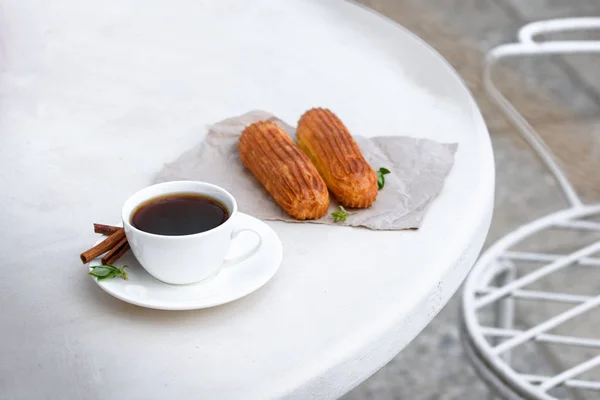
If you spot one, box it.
[483,17,600,209]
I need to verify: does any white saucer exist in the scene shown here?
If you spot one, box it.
[89,213,282,310]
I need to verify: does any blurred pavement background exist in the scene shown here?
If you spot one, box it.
[343,0,600,399]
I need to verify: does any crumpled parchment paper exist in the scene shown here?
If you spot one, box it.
[156,111,457,230]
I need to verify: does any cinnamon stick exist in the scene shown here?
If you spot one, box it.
[102,241,130,265]
[101,236,130,264]
[94,223,121,235]
[80,228,125,264]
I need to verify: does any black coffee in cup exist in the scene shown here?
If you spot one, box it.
[131,193,229,236]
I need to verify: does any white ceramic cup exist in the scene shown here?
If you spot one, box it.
[122,181,262,285]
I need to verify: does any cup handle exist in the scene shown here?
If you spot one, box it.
[222,228,262,268]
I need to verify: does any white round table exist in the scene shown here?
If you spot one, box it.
[0,1,494,399]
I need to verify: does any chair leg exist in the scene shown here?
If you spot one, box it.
[493,262,517,364]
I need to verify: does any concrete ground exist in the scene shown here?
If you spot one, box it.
[343,0,600,399]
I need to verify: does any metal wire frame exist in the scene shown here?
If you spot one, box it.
[461,18,600,400]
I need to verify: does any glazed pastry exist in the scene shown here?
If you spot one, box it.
[239,121,330,220]
[296,108,378,208]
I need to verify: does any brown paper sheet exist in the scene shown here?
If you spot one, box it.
[156,111,457,230]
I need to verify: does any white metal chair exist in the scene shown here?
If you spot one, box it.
[461,18,600,400]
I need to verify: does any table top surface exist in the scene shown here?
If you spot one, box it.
[0,0,494,399]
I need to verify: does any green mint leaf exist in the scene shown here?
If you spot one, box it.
[96,271,118,281]
[377,167,391,190]
[89,265,129,281]
[101,264,121,271]
[331,206,350,223]
[88,267,114,277]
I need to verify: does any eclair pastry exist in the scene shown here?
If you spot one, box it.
[239,121,330,220]
[296,108,378,208]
